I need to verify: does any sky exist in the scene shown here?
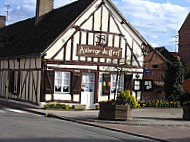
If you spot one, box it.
[0,0,189,52]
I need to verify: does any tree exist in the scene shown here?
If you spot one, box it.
[165,60,184,101]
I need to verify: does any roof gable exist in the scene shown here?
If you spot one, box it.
[155,47,178,62]
[0,0,149,59]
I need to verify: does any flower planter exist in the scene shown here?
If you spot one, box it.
[183,106,190,120]
[98,102,132,121]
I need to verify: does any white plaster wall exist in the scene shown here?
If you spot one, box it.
[45,94,52,101]
[54,93,71,101]
[0,57,42,105]
[47,64,97,70]
[73,94,80,102]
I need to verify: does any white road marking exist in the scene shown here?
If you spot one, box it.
[4,108,27,114]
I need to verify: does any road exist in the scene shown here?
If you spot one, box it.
[0,104,159,142]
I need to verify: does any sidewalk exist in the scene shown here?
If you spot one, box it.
[1,98,190,142]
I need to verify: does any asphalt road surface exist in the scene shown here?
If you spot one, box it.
[0,104,158,142]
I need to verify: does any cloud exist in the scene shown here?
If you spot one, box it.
[8,4,36,23]
[112,0,189,51]
[6,0,77,24]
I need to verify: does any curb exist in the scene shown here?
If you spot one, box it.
[91,119,190,128]
[44,113,173,142]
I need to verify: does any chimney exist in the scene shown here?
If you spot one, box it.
[35,0,54,24]
[0,16,6,29]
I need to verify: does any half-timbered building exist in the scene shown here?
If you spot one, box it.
[0,0,149,109]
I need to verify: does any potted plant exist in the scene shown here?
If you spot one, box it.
[180,90,190,120]
[98,90,137,120]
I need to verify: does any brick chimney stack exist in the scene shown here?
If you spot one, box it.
[35,0,54,25]
[0,16,6,29]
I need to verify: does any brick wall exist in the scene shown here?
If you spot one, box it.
[179,13,190,66]
[143,49,167,101]
[184,79,190,91]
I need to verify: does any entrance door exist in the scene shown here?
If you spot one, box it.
[81,73,95,109]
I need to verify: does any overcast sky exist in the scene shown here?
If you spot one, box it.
[0,0,189,52]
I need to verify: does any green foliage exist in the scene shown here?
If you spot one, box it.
[165,60,184,101]
[44,103,70,110]
[180,90,190,107]
[138,100,180,108]
[117,90,138,108]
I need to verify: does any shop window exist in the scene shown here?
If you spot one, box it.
[54,71,71,93]
[133,80,141,91]
[111,74,124,93]
[102,74,110,96]
[144,80,153,91]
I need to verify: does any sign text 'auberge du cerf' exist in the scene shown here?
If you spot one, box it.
[77,44,122,59]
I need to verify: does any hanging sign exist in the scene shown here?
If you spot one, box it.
[77,44,122,59]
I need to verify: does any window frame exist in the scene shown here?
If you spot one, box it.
[143,79,153,91]
[13,71,18,94]
[133,79,142,91]
[110,74,124,93]
[54,71,71,94]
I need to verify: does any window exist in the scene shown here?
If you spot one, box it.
[144,80,153,91]
[13,71,18,93]
[133,80,141,91]
[54,71,71,93]
[9,71,19,95]
[111,74,124,93]
[152,64,159,68]
[81,73,95,92]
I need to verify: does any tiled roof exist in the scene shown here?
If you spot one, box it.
[0,0,94,58]
[155,47,178,62]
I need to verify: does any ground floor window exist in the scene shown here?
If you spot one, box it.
[111,74,124,93]
[133,79,141,91]
[9,71,19,94]
[13,71,18,93]
[54,71,71,93]
[144,80,153,91]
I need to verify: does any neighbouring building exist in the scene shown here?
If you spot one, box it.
[143,47,178,101]
[179,12,190,67]
[179,12,190,91]
[0,0,150,109]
